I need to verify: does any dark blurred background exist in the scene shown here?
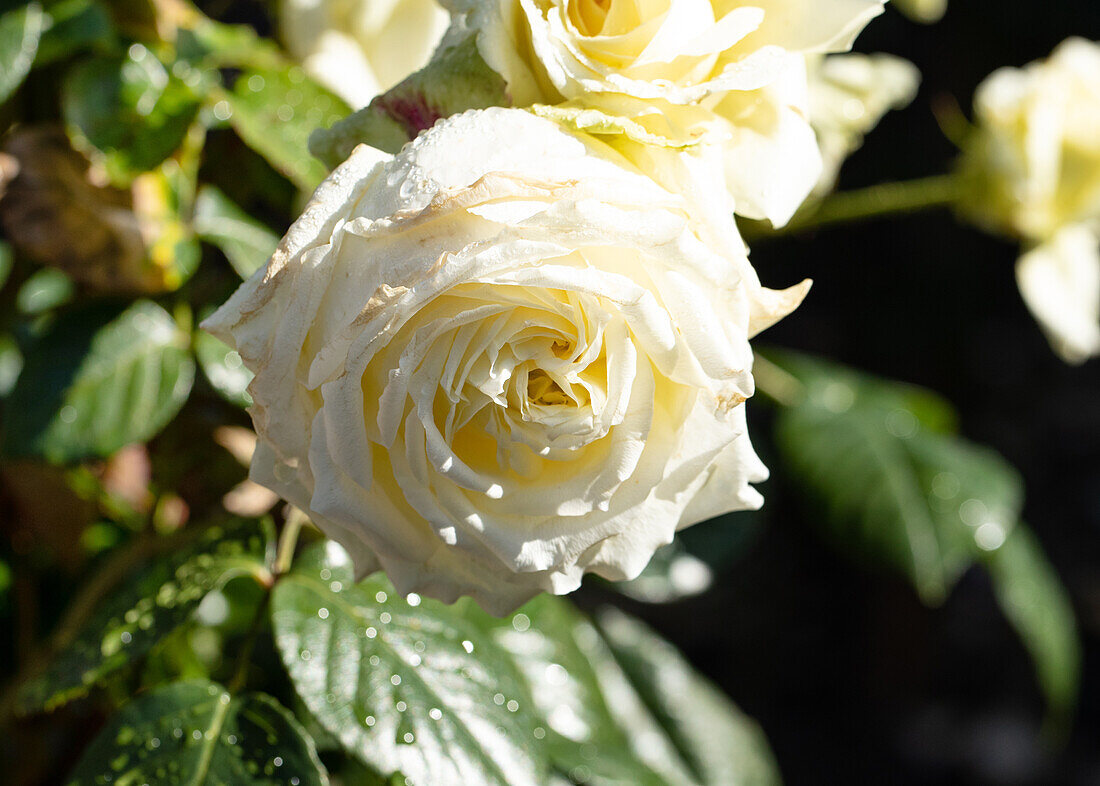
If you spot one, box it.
[583,2,1100,784]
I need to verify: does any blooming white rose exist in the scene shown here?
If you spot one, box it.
[445,0,885,225]
[204,108,808,613]
[280,0,450,108]
[963,38,1100,362]
[807,53,920,194]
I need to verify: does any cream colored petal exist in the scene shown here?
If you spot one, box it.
[1016,225,1100,364]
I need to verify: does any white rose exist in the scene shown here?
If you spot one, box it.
[280,0,450,108]
[807,53,920,195]
[446,0,885,225]
[204,108,808,613]
[964,38,1100,362]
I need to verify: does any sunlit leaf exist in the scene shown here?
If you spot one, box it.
[612,539,713,604]
[62,50,202,184]
[17,520,273,714]
[463,595,779,786]
[15,267,74,314]
[223,67,350,192]
[193,185,278,279]
[0,2,44,105]
[271,542,549,786]
[66,680,327,785]
[2,300,195,463]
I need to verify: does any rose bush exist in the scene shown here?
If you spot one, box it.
[280,0,450,107]
[443,0,886,225]
[961,37,1100,362]
[205,108,807,613]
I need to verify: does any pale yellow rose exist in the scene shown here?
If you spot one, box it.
[280,0,450,108]
[962,38,1100,362]
[807,52,920,194]
[204,108,807,613]
[445,0,885,225]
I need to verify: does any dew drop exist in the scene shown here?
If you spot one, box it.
[364,716,376,727]
[318,608,330,620]
[506,700,519,712]
[379,612,392,624]
[395,701,407,712]
[375,591,388,603]
[390,674,402,686]
[462,640,474,654]
[511,613,531,632]
[429,708,442,720]
[493,693,505,706]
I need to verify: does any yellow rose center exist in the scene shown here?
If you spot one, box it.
[567,0,669,39]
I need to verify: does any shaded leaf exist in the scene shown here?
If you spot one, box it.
[193,184,278,279]
[17,520,274,714]
[35,0,113,66]
[66,680,327,785]
[773,352,1019,604]
[772,351,1080,718]
[2,300,195,463]
[984,523,1081,725]
[62,51,202,184]
[310,30,508,169]
[195,328,252,408]
[271,542,548,786]
[224,66,350,192]
[0,2,43,105]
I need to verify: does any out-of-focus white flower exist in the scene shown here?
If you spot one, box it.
[204,108,808,613]
[892,0,947,24]
[963,38,1100,362]
[446,0,886,226]
[280,0,450,108]
[807,53,920,194]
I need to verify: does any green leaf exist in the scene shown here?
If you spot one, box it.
[0,2,44,105]
[194,328,252,408]
[612,539,712,604]
[35,0,114,66]
[773,352,1019,604]
[595,608,780,786]
[2,300,196,463]
[223,67,350,192]
[174,16,282,70]
[17,520,274,714]
[193,185,279,279]
[271,542,549,786]
[66,680,328,786]
[772,351,1081,717]
[0,333,23,397]
[62,50,202,184]
[462,595,779,786]
[984,524,1081,725]
[310,31,509,169]
[16,267,74,314]
[0,239,12,290]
